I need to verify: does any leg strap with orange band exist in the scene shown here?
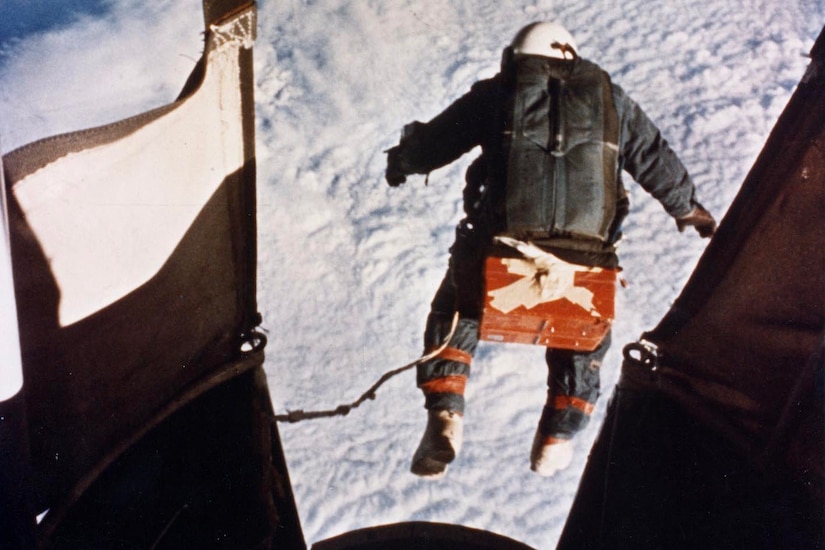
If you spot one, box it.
[417,315,479,414]
[539,331,611,439]
[530,332,611,476]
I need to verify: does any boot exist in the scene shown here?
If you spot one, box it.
[530,430,573,477]
[410,409,463,479]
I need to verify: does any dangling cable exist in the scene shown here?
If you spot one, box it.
[273,311,460,423]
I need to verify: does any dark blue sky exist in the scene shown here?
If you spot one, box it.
[0,0,110,48]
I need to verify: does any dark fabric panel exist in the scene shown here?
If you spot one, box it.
[43,362,296,549]
[10,168,251,509]
[0,393,36,549]
[558,368,824,550]
[2,1,284,545]
[237,43,259,330]
[645,33,825,458]
[3,1,262,516]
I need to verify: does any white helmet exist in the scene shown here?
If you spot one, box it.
[511,22,578,60]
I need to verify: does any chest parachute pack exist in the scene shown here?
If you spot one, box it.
[479,55,621,351]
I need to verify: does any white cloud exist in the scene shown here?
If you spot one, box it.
[0,0,202,152]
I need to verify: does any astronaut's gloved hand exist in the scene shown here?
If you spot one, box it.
[385,146,407,187]
[676,204,717,238]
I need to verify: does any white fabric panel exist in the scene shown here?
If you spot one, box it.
[12,32,247,327]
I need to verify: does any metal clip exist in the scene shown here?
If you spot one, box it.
[622,339,659,373]
[239,330,267,355]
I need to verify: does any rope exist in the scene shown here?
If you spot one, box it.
[273,312,460,423]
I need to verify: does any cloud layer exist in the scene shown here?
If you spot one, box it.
[1,0,820,547]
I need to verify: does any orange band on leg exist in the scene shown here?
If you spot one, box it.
[420,375,468,396]
[553,395,595,415]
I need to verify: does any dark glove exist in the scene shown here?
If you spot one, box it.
[385,146,407,187]
[676,204,717,238]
